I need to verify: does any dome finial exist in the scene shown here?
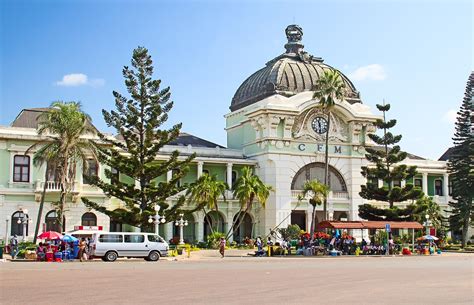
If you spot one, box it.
[285,24,304,54]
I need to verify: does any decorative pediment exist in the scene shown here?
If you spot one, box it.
[292,107,349,143]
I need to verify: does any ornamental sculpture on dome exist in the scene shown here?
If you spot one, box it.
[284,24,322,63]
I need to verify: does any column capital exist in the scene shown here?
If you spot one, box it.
[197,161,204,166]
[226,162,233,168]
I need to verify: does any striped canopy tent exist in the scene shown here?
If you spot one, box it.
[316,221,423,250]
[316,221,423,230]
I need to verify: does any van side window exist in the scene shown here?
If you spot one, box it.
[148,235,162,242]
[124,234,145,243]
[99,234,123,243]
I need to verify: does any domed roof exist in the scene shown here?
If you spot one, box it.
[230,25,361,112]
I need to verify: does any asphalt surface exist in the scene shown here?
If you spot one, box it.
[0,253,473,305]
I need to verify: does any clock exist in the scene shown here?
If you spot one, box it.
[311,117,328,134]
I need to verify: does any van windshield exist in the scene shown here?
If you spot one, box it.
[148,235,164,243]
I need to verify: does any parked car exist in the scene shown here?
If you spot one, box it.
[90,232,169,262]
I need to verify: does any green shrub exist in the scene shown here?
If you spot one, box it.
[277,224,301,240]
[206,232,226,249]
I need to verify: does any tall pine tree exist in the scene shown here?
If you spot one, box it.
[447,72,474,248]
[83,47,195,230]
[358,103,424,221]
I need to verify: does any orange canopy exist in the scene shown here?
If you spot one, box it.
[316,220,423,230]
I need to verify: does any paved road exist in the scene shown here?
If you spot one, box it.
[1,254,473,305]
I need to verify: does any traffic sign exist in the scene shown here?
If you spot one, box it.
[385,223,391,232]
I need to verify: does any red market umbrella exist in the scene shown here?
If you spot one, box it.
[37,231,63,240]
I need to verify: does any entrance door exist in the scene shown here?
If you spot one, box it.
[291,211,306,231]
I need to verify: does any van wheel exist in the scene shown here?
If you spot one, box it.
[105,251,118,262]
[147,251,160,262]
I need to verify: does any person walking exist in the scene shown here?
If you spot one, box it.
[78,238,87,262]
[9,235,18,259]
[219,237,226,258]
[255,236,263,257]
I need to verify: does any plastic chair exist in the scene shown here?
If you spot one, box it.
[45,252,54,262]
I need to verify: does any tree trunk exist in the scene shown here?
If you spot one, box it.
[310,204,316,243]
[202,206,215,235]
[323,113,331,221]
[33,164,49,243]
[225,204,246,239]
[229,206,250,241]
[461,215,469,249]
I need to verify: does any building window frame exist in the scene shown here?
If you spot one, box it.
[414,178,422,189]
[83,159,99,185]
[81,212,97,226]
[13,155,30,183]
[434,179,443,196]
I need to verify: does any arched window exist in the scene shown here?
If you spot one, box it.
[291,162,347,192]
[11,211,28,236]
[45,210,65,232]
[232,213,253,242]
[81,212,97,226]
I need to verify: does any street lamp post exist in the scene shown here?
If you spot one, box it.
[424,214,430,236]
[5,217,9,244]
[17,209,31,242]
[147,205,166,235]
[175,213,188,245]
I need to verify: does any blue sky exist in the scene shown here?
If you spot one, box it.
[1,0,472,160]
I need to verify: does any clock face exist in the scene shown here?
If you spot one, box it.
[311,117,328,134]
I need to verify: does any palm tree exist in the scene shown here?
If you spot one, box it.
[312,70,345,220]
[226,166,273,239]
[28,101,97,232]
[303,180,330,243]
[186,173,228,233]
[26,145,59,243]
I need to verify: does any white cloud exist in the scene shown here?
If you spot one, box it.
[348,64,387,81]
[55,73,104,87]
[442,109,457,123]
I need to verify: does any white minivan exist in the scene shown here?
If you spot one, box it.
[90,232,169,262]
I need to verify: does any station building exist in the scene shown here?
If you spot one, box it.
[0,25,460,243]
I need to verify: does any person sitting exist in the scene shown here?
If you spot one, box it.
[36,243,46,261]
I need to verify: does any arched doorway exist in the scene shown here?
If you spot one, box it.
[203,211,225,237]
[81,212,97,226]
[45,210,65,232]
[11,211,28,236]
[173,214,196,243]
[291,162,347,192]
[232,212,253,243]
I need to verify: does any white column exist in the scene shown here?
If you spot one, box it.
[443,173,449,198]
[196,220,204,242]
[401,180,406,188]
[226,163,233,186]
[164,222,173,241]
[422,172,428,196]
[197,161,204,178]
[166,170,172,182]
[378,179,383,188]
